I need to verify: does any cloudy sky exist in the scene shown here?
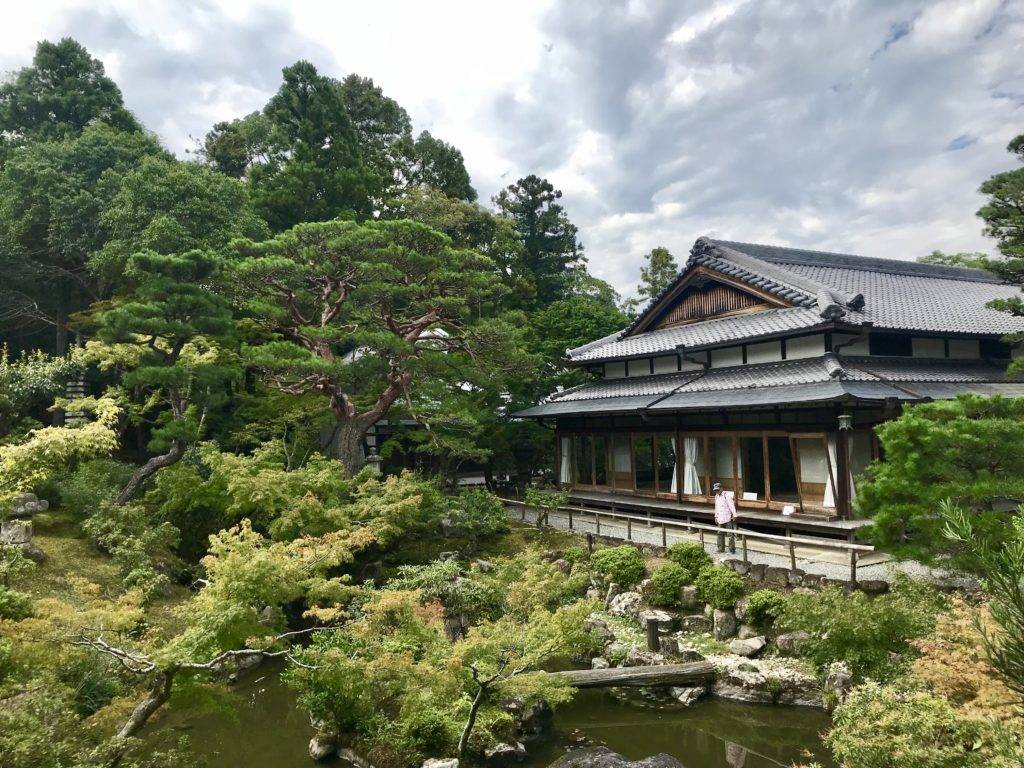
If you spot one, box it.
[2,0,1022,298]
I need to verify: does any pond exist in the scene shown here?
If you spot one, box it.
[151,669,834,768]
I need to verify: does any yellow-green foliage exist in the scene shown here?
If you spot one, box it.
[0,395,121,508]
[591,545,646,586]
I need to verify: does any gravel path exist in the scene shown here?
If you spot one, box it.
[508,506,972,586]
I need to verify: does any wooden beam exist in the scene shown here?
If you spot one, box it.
[547,661,716,689]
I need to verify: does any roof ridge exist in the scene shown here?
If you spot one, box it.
[713,239,1002,284]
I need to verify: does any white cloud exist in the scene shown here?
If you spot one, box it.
[1,0,1021,296]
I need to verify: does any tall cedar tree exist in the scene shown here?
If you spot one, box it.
[493,175,584,306]
[0,38,140,148]
[95,249,237,503]
[0,123,163,353]
[232,219,511,475]
[637,246,679,300]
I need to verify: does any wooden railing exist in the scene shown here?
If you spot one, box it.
[500,498,874,583]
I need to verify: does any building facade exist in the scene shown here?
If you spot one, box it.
[517,238,1024,531]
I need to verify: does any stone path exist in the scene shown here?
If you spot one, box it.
[508,505,971,587]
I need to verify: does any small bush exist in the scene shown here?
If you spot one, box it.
[591,545,647,586]
[57,458,135,515]
[694,566,744,609]
[444,488,509,548]
[0,587,33,620]
[778,575,945,682]
[649,562,692,607]
[562,545,589,564]
[744,589,787,627]
[666,541,713,574]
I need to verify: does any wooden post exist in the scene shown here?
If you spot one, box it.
[742,535,748,563]
[627,518,632,541]
[646,618,660,652]
[849,550,857,583]
[837,421,852,520]
[596,513,601,536]
[789,540,797,571]
[661,524,667,549]
[699,529,704,546]
[586,533,594,553]
[568,509,573,530]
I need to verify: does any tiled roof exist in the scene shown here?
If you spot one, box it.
[515,356,1020,418]
[569,238,1024,363]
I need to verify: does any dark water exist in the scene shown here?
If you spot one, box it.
[153,671,832,768]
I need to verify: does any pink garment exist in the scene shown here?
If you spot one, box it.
[714,492,736,525]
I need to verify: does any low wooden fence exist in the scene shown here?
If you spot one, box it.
[500,498,874,583]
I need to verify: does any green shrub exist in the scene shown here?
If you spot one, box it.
[694,566,744,609]
[591,545,647,586]
[444,488,509,548]
[56,458,134,515]
[666,541,713,573]
[562,545,589,564]
[56,657,123,716]
[649,562,692,607]
[778,575,945,682]
[0,587,33,620]
[744,589,787,627]
[825,680,1018,768]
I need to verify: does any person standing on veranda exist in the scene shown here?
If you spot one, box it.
[713,482,737,554]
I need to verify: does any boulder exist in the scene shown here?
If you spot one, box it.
[723,558,750,576]
[483,742,527,764]
[621,648,665,667]
[549,747,686,768]
[423,760,459,768]
[608,591,643,619]
[787,569,805,587]
[703,603,714,618]
[678,614,712,634]
[658,637,680,656]
[791,586,815,596]
[764,566,790,587]
[553,558,572,574]
[713,609,737,641]
[736,624,760,640]
[775,630,811,657]
[584,615,616,644]
[710,655,821,707]
[637,609,675,633]
[729,636,766,658]
[747,563,767,581]
[472,559,495,573]
[514,698,552,738]
[591,657,610,670]
[678,585,699,611]
[824,661,853,709]
[309,735,338,762]
[668,685,707,706]
[802,573,823,589]
[733,597,748,622]
[0,519,32,546]
[858,579,890,595]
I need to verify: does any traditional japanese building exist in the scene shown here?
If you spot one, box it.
[516,238,1024,534]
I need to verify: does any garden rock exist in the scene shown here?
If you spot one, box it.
[787,569,805,587]
[703,603,714,618]
[591,657,610,669]
[668,685,707,706]
[553,558,572,574]
[472,559,494,573]
[729,636,766,658]
[678,614,712,633]
[0,519,32,545]
[484,742,527,764]
[713,608,737,640]
[608,591,643,619]
[710,655,822,707]
[309,735,338,761]
[584,615,616,644]
[824,661,853,709]
[678,585,699,611]
[658,637,679,656]
[8,493,48,518]
[733,597,748,622]
[549,747,685,768]
[802,573,822,589]
[775,630,811,656]
[423,760,459,768]
[637,609,674,633]
[736,624,760,640]
[764,566,790,587]
[723,558,749,576]
[622,648,665,667]
[747,563,767,581]
[858,579,890,595]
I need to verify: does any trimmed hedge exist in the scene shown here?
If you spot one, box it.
[666,541,713,574]
[649,562,693,607]
[591,545,647,586]
[694,565,744,609]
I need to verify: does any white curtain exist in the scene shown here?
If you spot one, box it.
[669,437,678,494]
[683,436,702,495]
[823,434,838,509]
[559,437,572,484]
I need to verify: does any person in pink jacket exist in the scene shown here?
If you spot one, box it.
[713,481,737,554]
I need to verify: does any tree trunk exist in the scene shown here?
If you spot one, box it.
[107,669,175,766]
[332,418,369,477]
[546,661,715,689]
[115,441,185,505]
[458,682,488,757]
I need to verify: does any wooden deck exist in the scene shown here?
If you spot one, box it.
[567,489,870,539]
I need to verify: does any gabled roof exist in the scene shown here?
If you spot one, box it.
[568,237,1023,364]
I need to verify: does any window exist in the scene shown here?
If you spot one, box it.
[766,436,799,503]
[634,435,656,493]
[981,338,1011,359]
[605,361,626,379]
[786,334,825,360]
[793,436,835,508]
[681,434,705,496]
[746,341,782,364]
[948,338,980,359]
[612,434,632,489]
[656,434,678,495]
[738,436,765,501]
[710,346,743,368]
[574,435,593,485]
[869,333,912,357]
[593,435,609,486]
[911,337,945,358]
[710,436,737,494]
[653,355,678,374]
